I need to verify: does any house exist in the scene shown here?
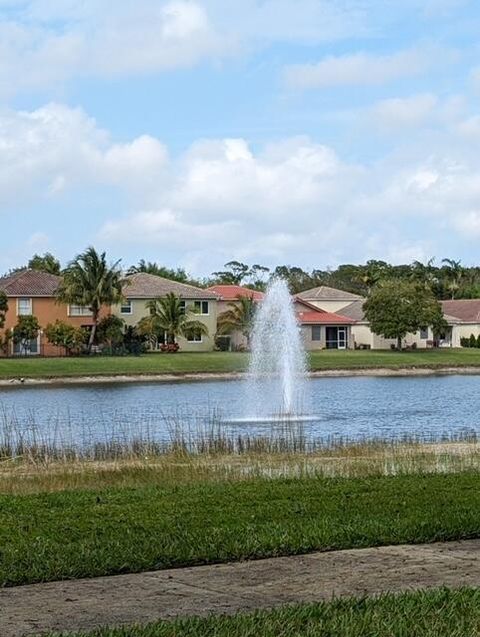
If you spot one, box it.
[207,284,264,350]
[0,269,105,356]
[115,272,219,352]
[294,298,356,350]
[439,300,480,348]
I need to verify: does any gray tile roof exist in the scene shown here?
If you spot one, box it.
[338,300,366,321]
[123,272,218,300]
[0,270,61,297]
[297,285,363,302]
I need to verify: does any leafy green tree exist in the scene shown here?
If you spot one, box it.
[0,291,8,329]
[28,253,61,275]
[56,247,124,353]
[13,315,40,355]
[137,293,208,348]
[217,296,257,348]
[363,280,446,351]
[212,261,251,285]
[96,315,125,349]
[45,320,87,355]
[127,260,193,284]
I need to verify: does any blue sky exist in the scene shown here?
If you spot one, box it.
[1,0,480,276]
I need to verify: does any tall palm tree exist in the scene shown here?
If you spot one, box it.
[57,247,124,353]
[137,293,208,347]
[217,295,257,348]
[441,258,465,299]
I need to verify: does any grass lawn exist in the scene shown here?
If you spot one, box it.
[2,349,480,379]
[47,588,480,637]
[2,472,480,587]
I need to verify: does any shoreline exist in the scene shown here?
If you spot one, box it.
[2,365,480,387]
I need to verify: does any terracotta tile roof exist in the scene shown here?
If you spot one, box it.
[123,272,218,300]
[296,310,356,325]
[441,300,480,323]
[297,285,363,302]
[207,284,264,301]
[0,270,61,297]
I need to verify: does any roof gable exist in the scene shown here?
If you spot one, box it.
[297,285,364,302]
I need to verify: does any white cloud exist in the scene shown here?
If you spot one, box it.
[283,46,451,90]
[4,101,480,272]
[371,94,438,130]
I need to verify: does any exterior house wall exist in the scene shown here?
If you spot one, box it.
[216,299,248,350]
[451,324,480,348]
[302,300,352,313]
[301,324,354,351]
[113,298,218,352]
[1,296,109,356]
[352,323,446,350]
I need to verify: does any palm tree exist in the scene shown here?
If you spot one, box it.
[441,258,465,299]
[57,247,124,353]
[137,293,208,347]
[217,295,257,348]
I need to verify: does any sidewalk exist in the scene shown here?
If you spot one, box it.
[2,539,480,637]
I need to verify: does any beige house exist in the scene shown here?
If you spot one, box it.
[294,298,356,350]
[297,284,477,349]
[114,273,219,352]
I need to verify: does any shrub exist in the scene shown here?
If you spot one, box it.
[470,334,477,348]
[45,320,87,355]
[461,337,469,348]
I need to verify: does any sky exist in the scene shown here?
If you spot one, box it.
[1,0,480,276]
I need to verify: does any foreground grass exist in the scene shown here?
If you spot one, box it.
[2,471,480,587]
[48,588,480,637]
[2,349,480,379]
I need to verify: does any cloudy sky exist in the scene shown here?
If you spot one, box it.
[1,0,480,275]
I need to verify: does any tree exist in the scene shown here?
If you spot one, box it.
[441,258,465,299]
[217,296,257,348]
[45,320,87,355]
[0,291,8,329]
[96,315,125,350]
[28,253,61,275]
[137,293,208,348]
[127,260,192,284]
[56,247,124,353]
[13,315,40,355]
[363,280,446,351]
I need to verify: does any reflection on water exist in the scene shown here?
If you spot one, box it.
[0,374,479,449]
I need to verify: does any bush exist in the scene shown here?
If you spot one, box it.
[470,334,477,348]
[461,337,469,348]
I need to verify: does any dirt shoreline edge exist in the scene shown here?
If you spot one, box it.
[2,366,480,387]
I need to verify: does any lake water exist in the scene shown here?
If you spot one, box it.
[1,374,479,451]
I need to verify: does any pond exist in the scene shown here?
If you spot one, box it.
[1,374,479,451]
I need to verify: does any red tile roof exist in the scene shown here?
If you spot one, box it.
[207,284,265,301]
[296,310,356,325]
[0,270,61,297]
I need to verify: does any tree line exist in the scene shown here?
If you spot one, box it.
[6,253,478,300]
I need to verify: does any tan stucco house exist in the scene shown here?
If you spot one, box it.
[298,284,480,349]
[294,298,356,350]
[114,273,219,352]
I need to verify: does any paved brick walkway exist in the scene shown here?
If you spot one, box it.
[2,540,480,637]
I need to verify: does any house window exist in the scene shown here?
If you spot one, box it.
[187,329,203,343]
[13,337,39,355]
[120,300,132,314]
[69,305,92,316]
[194,301,209,315]
[179,300,186,314]
[312,326,322,341]
[17,298,32,315]
[420,327,429,339]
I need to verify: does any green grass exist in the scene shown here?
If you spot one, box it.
[2,349,480,379]
[47,588,480,637]
[2,472,480,587]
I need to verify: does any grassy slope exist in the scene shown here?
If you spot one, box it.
[2,472,480,587]
[2,349,480,378]
[48,588,480,637]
